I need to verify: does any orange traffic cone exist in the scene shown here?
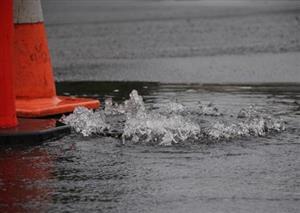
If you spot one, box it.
[0,0,18,128]
[14,0,100,117]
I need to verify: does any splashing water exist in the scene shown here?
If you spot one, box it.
[60,90,286,145]
[206,117,285,140]
[122,112,201,146]
[105,90,145,116]
[204,105,285,140]
[201,102,223,116]
[155,101,222,116]
[60,107,109,136]
[112,90,201,145]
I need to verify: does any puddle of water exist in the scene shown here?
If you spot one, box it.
[61,85,289,146]
[1,82,300,213]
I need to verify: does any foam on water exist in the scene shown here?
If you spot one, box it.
[60,90,286,145]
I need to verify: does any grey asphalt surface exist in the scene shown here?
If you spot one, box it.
[42,0,300,83]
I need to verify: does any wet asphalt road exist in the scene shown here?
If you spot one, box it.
[42,0,300,83]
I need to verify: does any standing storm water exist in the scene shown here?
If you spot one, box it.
[1,83,300,213]
[61,89,287,145]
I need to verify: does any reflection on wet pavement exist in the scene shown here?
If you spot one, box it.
[1,83,299,212]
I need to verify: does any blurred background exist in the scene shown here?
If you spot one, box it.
[42,0,300,83]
